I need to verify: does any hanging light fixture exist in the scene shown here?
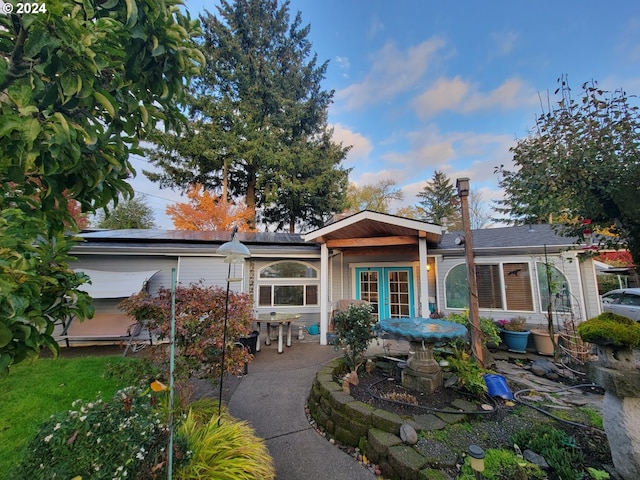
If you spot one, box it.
[215,226,250,424]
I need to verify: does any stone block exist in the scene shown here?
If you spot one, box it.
[434,407,467,424]
[412,413,447,432]
[369,428,402,455]
[329,390,355,410]
[451,398,478,412]
[345,400,375,424]
[372,408,404,434]
[334,424,360,447]
[387,445,428,480]
[592,365,640,398]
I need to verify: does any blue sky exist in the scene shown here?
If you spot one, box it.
[133,0,640,229]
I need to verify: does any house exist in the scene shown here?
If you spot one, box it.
[65,211,602,346]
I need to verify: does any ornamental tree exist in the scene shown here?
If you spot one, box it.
[166,183,255,231]
[496,77,640,268]
[0,0,204,375]
[119,284,255,384]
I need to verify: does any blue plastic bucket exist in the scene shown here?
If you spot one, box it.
[483,374,514,400]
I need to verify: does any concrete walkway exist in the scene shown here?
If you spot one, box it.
[227,341,378,480]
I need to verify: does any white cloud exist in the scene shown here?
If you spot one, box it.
[335,38,446,111]
[332,123,373,160]
[414,77,537,118]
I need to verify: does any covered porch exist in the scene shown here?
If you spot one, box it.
[303,211,443,344]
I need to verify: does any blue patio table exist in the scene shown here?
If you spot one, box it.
[256,313,301,353]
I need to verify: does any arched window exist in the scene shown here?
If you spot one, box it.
[257,261,319,307]
[536,262,571,313]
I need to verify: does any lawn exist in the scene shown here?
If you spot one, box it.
[0,353,142,478]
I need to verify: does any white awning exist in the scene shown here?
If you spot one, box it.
[75,269,159,299]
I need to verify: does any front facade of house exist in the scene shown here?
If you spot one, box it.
[65,211,602,345]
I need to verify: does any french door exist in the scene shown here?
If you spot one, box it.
[355,267,414,321]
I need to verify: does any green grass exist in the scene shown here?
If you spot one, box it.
[0,354,142,478]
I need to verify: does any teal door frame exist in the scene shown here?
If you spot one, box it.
[355,266,414,320]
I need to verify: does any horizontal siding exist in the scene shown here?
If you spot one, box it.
[178,257,244,293]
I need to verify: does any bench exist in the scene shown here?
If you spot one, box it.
[57,315,155,357]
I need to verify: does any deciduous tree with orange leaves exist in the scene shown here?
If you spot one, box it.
[167,184,255,231]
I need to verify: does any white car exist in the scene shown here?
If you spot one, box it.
[601,288,640,322]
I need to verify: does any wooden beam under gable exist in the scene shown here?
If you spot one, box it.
[326,235,418,248]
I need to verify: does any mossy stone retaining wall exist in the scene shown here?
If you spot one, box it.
[307,359,454,480]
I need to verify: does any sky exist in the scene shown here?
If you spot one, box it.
[131,0,640,229]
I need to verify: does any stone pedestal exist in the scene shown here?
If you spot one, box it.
[402,341,442,394]
[592,362,640,480]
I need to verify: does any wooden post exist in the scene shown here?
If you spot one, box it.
[456,178,484,368]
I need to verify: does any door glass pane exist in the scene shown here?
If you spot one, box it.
[388,271,410,318]
[359,271,379,320]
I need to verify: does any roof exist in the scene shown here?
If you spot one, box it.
[303,210,442,246]
[74,223,587,257]
[437,224,584,255]
[79,229,307,245]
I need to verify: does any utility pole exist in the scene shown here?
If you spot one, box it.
[456,178,484,368]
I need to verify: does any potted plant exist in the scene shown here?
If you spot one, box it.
[497,317,530,353]
[530,327,560,356]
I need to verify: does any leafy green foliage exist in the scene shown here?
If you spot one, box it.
[145,0,350,231]
[332,303,377,372]
[118,284,255,382]
[447,311,502,346]
[446,347,490,397]
[458,448,546,480]
[12,385,190,480]
[95,196,157,229]
[0,0,203,371]
[496,76,640,268]
[512,424,585,480]
[0,355,140,476]
[577,311,640,348]
[176,405,275,480]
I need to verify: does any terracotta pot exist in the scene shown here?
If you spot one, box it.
[530,329,559,356]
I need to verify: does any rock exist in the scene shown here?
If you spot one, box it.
[400,422,418,445]
[530,365,546,377]
[523,449,550,470]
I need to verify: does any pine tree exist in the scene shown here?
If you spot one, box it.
[145,0,349,230]
[416,171,462,228]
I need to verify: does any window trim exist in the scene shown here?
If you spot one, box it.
[256,261,320,308]
[444,261,535,313]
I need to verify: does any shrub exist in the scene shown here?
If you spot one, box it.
[447,311,502,346]
[12,386,189,480]
[446,347,490,397]
[332,303,377,372]
[577,312,640,348]
[119,284,255,383]
[176,407,275,480]
[512,424,585,480]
